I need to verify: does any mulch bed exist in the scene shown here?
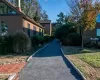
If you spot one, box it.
[0,62,26,74]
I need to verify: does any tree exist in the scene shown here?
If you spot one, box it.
[53,12,73,30]
[55,23,72,39]
[41,10,49,20]
[64,15,75,24]
[56,12,65,27]
[66,0,100,48]
[52,12,70,33]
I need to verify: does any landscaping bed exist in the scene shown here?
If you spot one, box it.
[62,46,100,80]
[0,55,28,65]
[0,55,28,80]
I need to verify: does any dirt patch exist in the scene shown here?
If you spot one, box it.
[0,55,28,65]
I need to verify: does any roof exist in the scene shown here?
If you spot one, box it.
[0,0,44,29]
[39,20,51,24]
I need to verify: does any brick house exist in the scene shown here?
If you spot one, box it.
[40,20,52,36]
[83,14,100,45]
[0,0,44,37]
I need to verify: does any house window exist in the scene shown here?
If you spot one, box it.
[0,21,8,36]
[39,28,42,36]
[27,23,30,37]
[42,29,44,36]
[33,26,36,35]
[97,29,100,36]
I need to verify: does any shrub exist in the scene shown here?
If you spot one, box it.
[31,35,44,47]
[13,31,31,53]
[49,36,55,41]
[43,36,50,42]
[55,23,77,40]
[0,35,13,55]
[0,31,31,54]
[0,36,3,43]
[43,35,55,42]
[62,33,81,46]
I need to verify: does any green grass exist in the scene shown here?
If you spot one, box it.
[97,78,100,80]
[65,47,100,68]
[63,47,96,55]
[77,52,100,68]
[80,49,94,53]
[63,46,100,79]
[63,46,100,67]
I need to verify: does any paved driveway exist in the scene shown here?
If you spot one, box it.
[19,40,82,80]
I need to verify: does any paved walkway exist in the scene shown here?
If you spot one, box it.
[19,40,82,80]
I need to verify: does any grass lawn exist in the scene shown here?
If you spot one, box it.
[62,46,100,80]
[78,52,100,68]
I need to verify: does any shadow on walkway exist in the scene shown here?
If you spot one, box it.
[62,53,83,80]
[33,40,62,57]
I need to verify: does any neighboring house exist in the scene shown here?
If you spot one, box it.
[83,28,96,44]
[83,14,100,45]
[0,0,44,37]
[40,20,52,36]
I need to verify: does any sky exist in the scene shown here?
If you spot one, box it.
[38,0,70,22]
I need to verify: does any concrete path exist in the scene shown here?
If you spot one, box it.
[19,40,82,80]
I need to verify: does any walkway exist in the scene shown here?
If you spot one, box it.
[19,40,82,80]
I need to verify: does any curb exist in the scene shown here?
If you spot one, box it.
[27,42,50,62]
[8,73,16,80]
[60,46,86,80]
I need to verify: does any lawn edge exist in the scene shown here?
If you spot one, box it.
[60,45,86,80]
